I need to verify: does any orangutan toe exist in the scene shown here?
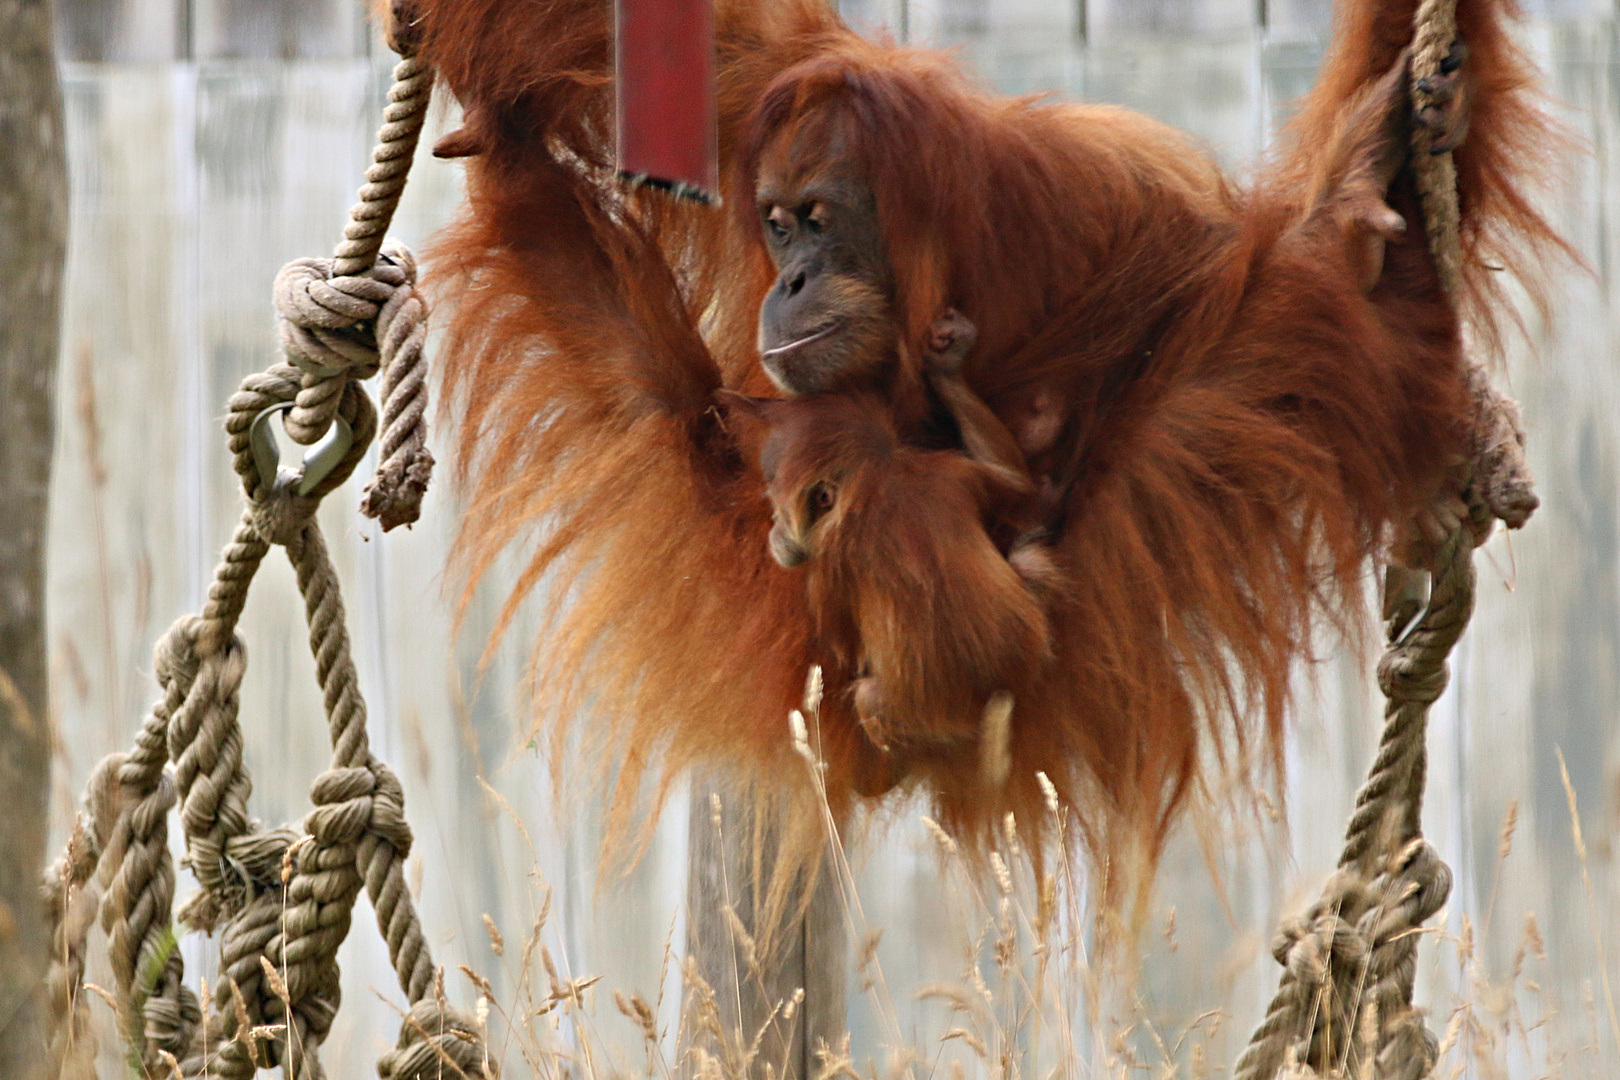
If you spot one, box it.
[853,676,893,752]
[1414,39,1471,155]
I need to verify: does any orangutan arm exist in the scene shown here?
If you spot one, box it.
[922,309,1034,497]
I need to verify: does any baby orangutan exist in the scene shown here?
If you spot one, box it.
[728,311,1058,768]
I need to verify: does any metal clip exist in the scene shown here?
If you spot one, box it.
[249,404,354,497]
[1382,564,1432,646]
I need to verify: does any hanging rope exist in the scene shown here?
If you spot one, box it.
[278,6,436,532]
[1233,1,1538,1076]
[40,10,486,1078]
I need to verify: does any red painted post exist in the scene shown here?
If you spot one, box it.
[615,0,720,202]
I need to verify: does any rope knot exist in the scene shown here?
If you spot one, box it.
[1376,649,1450,704]
[377,999,494,1079]
[307,766,380,847]
[266,241,434,530]
[249,489,323,548]
[1373,840,1453,934]
[229,826,305,889]
[141,976,201,1061]
[1273,911,1367,986]
[275,255,389,393]
[274,244,424,448]
[153,616,205,691]
[1275,917,1333,984]
[1374,1013,1441,1080]
[366,760,415,856]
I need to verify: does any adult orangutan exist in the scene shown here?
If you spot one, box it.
[418,0,1563,889]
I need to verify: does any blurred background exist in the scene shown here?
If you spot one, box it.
[41,0,1620,1075]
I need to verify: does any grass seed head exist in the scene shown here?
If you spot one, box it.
[990,852,1013,896]
[1035,771,1060,816]
[1498,798,1519,863]
[804,665,824,715]
[483,913,506,956]
[258,956,290,1008]
[979,693,1013,789]
[921,815,958,857]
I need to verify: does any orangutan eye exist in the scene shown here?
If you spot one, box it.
[806,481,837,521]
[765,205,794,241]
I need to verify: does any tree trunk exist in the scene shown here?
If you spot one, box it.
[0,2,68,1078]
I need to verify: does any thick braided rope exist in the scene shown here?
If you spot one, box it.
[45,507,267,1076]
[1242,869,1376,1073]
[1347,2,1493,1071]
[1362,840,1455,1080]
[1233,0,1511,1075]
[359,265,434,532]
[1410,0,1463,298]
[41,769,116,1074]
[255,524,390,1080]
[165,619,254,920]
[98,641,202,1071]
[184,52,458,1065]
[235,385,467,1074]
[282,51,431,442]
[213,372,370,1080]
[41,22,482,1068]
[52,354,477,1078]
[1343,525,1475,875]
[1234,516,1474,1080]
[277,46,437,531]
[332,52,432,278]
[59,365,318,1075]
[1411,0,1539,536]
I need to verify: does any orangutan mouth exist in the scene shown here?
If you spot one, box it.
[761,321,841,359]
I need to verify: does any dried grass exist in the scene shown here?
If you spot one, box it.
[62,676,1591,1080]
[431,683,1588,1080]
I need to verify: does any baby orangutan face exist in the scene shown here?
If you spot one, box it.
[723,391,898,569]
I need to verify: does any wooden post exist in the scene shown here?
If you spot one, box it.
[684,771,847,1080]
[0,1,69,1078]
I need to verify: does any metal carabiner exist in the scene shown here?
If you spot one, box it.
[249,403,355,497]
[1382,564,1432,646]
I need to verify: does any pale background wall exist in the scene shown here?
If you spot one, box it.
[41,0,1620,1075]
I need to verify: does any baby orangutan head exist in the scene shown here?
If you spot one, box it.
[722,391,898,569]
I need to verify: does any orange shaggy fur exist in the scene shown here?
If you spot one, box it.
[418,0,1563,896]
[729,389,1051,770]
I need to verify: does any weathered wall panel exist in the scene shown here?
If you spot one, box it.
[44,4,1620,1077]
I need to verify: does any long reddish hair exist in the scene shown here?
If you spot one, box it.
[418,0,1565,913]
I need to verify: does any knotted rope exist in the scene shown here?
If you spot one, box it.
[42,13,489,1078]
[277,26,436,532]
[1234,1,1538,1077]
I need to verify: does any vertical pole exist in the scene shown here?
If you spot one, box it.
[684,771,847,1080]
[0,2,69,1078]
